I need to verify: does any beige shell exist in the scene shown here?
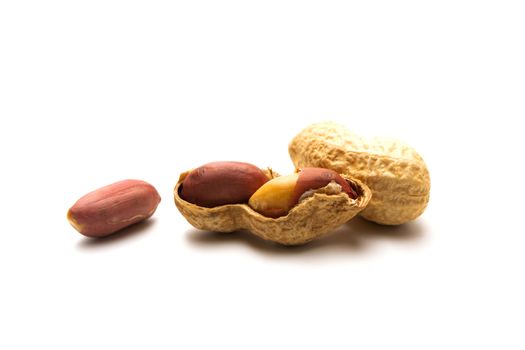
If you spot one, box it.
[289,122,430,225]
[174,169,372,245]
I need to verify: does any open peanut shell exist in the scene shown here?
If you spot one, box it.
[174,169,372,245]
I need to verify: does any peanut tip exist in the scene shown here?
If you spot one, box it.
[67,210,84,233]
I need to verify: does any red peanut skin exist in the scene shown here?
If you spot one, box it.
[291,168,357,206]
[181,161,269,207]
[67,179,161,238]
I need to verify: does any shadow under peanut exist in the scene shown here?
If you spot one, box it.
[185,216,426,257]
[76,218,157,250]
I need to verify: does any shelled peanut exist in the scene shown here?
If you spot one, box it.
[289,122,430,225]
[174,161,371,245]
[67,179,161,237]
[249,167,357,218]
[180,161,269,207]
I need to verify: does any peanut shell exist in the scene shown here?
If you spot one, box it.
[289,122,430,225]
[174,169,371,245]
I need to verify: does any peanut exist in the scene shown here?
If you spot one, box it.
[248,168,357,218]
[174,166,371,245]
[67,179,161,237]
[289,122,430,225]
[180,161,269,207]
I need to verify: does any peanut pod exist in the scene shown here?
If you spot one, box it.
[289,122,430,225]
[174,168,371,245]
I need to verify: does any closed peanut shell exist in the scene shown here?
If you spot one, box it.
[174,169,371,245]
[289,122,430,225]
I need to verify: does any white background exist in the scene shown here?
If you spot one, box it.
[1,1,524,349]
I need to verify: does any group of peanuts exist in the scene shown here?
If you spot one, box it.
[67,122,430,245]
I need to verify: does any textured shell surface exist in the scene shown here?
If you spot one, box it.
[289,122,430,225]
[174,168,372,245]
